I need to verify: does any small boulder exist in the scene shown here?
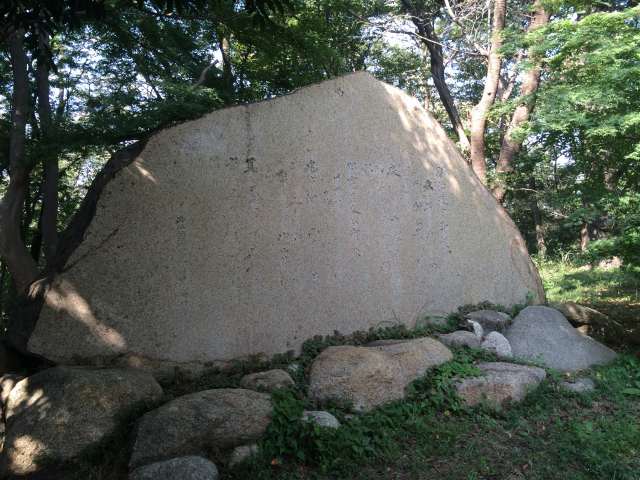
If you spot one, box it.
[130,456,219,480]
[481,332,513,358]
[1,367,162,476]
[466,310,512,333]
[302,411,340,429]
[437,331,481,349]
[505,306,617,371]
[130,388,271,468]
[228,444,259,467]
[366,337,452,382]
[240,369,295,392]
[309,340,451,412]
[551,302,611,327]
[455,362,546,407]
[308,346,405,412]
[467,320,484,339]
[560,377,595,394]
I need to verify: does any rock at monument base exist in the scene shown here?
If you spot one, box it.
[480,332,513,358]
[550,302,610,327]
[130,388,271,468]
[308,346,405,412]
[505,306,617,371]
[437,331,481,349]
[308,339,451,412]
[29,72,544,371]
[467,320,484,339]
[1,367,162,476]
[465,310,512,333]
[560,377,596,394]
[366,337,452,382]
[455,362,546,407]
[129,456,219,480]
[302,411,341,429]
[240,369,295,392]
[228,444,259,467]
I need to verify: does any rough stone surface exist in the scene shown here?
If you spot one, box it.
[551,302,609,327]
[29,72,544,368]
[228,445,259,467]
[481,332,513,358]
[1,367,162,475]
[505,306,617,371]
[308,340,451,412]
[302,411,341,429]
[129,456,219,480]
[455,362,546,407]
[240,369,295,392]
[308,346,405,412]
[465,310,512,333]
[130,388,271,468]
[366,337,452,382]
[437,331,481,349]
[560,377,596,393]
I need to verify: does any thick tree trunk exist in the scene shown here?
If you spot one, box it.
[0,29,39,295]
[470,0,506,183]
[37,31,59,265]
[401,0,471,152]
[493,0,550,203]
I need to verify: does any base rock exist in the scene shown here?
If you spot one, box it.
[130,388,271,468]
[465,310,512,333]
[309,338,451,412]
[455,362,546,407]
[130,456,219,480]
[481,332,513,358]
[1,367,162,476]
[308,346,405,412]
[505,306,617,371]
[437,331,481,349]
[366,337,452,382]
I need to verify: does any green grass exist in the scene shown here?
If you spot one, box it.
[225,354,640,480]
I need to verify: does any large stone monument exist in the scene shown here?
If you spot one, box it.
[28,72,544,369]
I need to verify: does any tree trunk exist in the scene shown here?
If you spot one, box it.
[529,180,546,257]
[401,0,471,152]
[580,222,590,252]
[0,29,39,295]
[217,31,234,103]
[37,31,59,266]
[493,0,550,203]
[469,0,506,183]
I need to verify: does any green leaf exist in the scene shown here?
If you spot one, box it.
[621,388,640,396]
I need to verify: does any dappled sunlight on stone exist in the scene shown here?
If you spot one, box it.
[5,435,47,474]
[131,159,157,184]
[27,278,127,360]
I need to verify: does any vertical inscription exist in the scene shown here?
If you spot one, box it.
[175,215,188,318]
